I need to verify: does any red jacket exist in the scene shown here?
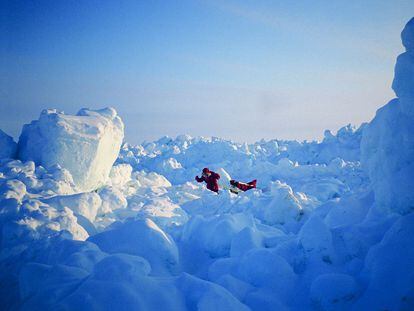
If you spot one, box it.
[195,172,220,192]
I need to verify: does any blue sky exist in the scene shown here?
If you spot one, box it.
[2,0,414,144]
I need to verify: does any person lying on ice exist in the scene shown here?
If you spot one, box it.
[195,168,257,194]
[195,168,220,193]
[229,179,257,194]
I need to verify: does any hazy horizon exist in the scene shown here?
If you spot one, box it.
[3,0,414,144]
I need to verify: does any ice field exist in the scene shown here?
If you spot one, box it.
[0,17,413,311]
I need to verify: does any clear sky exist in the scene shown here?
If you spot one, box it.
[2,0,414,144]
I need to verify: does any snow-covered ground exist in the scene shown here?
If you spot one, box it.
[1,18,413,311]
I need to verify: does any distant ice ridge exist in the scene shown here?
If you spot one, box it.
[361,17,414,214]
[18,107,124,192]
[118,123,366,191]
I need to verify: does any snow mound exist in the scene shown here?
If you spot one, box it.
[237,248,296,300]
[310,273,358,311]
[354,213,414,310]
[181,213,255,258]
[16,245,247,311]
[252,181,305,228]
[88,218,179,276]
[18,107,124,192]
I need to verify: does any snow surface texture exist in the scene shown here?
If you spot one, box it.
[361,17,414,214]
[18,107,124,193]
[1,18,414,311]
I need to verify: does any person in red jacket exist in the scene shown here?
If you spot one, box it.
[195,168,220,193]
